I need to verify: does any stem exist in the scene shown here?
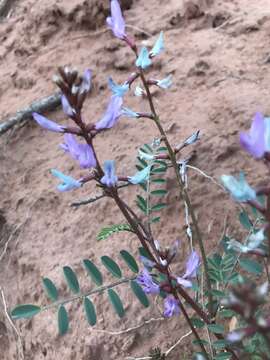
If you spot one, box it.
[42,276,136,311]
[139,69,214,317]
[174,291,211,360]
[110,189,157,262]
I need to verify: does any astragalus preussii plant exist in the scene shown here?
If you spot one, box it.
[10,1,270,359]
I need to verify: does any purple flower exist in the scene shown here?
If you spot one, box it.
[177,251,200,288]
[51,169,82,192]
[33,112,65,133]
[163,295,181,318]
[240,112,265,158]
[101,160,118,187]
[79,69,92,94]
[60,134,97,169]
[106,0,126,39]
[61,95,75,117]
[136,268,160,294]
[95,96,123,130]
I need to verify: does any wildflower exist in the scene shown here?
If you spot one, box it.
[139,256,155,269]
[156,75,173,89]
[95,96,123,130]
[177,251,200,288]
[33,112,65,133]
[240,112,270,159]
[227,229,265,254]
[61,95,75,117]
[138,149,155,161]
[163,295,181,318]
[150,31,164,57]
[221,173,256,202]
[227,330,246,343]
[134,86,145,97]
[60,134,96,169]
[106,0,126,39]
[136,47,152,69]
[128,165,151,184]
[79,69,92,94]
[121,107,140,118]
[136,268,160,294]
[101,160,118,187]
[183,131,200,146]
[108,77,129,97]
[51,169,82,192]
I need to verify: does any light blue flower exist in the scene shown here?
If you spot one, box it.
[220,173,256,202]
[101,160,118,187]
[157,75,173,89]
[121,107,139,118]
[227,229,265,253]
[108,77,129,97]
[264,117,270,152]
[51,169,82,192]
[184,131,200,146]
[128,165,151,184]
[150,31,164,57]
[134,86,144,97]
[138,149,154,161]
[136,47,152,69]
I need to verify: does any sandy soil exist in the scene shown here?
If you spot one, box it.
[1,0,270,359]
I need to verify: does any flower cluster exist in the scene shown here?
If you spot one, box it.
[136,248,200,318]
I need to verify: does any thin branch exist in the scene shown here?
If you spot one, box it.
[93,317,164,336]
[0,287,24,360]
[0,92,61,136]
[70,193,105,207]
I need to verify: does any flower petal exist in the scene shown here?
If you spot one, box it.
[108,77,129,97]
[220,173,256,202]
[51,169,82,192]
[33,112,65,133]
[121,107,139,118]
[157,74,172,89]
[150,31,164,57]
[95,96,123,130]
[136,47,152,69]
[128,165,151,184]
[106,0,126,39]
[101,160,118,187]
[240,112,265,158]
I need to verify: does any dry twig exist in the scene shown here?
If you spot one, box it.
[0,92,61,136]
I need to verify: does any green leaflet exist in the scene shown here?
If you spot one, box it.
[130,280,150,307]
[58,305,69,335]
[63,266,80,294]
[11,304,41,320]
[239,258,263,275]
[107,289,125,318]
[151,203,167,212]
[84,297,96,326]
[120,250,139,273]
[207,324,225,334]
[42,277,58,302]
[101,256,122,278]
[97,224,132,241]
[83,259,103,286]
